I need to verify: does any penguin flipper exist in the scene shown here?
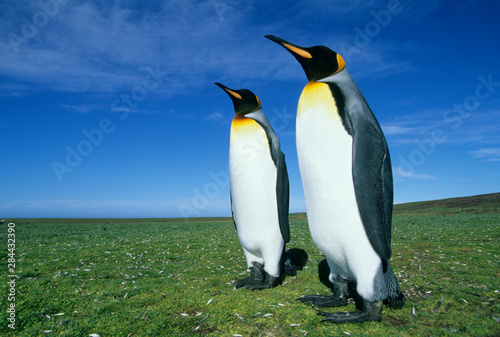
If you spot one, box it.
[326,82,392,260]
[230,189,238,231]
[275,150,290,243]
[350,108,393,261]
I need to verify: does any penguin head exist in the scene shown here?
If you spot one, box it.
[215,82,261,116]
[265,35,345,82]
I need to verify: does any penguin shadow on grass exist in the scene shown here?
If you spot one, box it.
[235,248,309,290]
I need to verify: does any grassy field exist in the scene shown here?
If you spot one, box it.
[1,200,499,335]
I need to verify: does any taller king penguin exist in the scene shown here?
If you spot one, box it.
[265,35,405,323]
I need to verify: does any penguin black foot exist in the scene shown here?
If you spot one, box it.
[297,273,349,307]
[319,300,383,324]
[296,294,348,307]
[235,262,281,290]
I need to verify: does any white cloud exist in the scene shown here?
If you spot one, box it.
[393,167,438,180]
[61,104,101,114]
[470,148,500,162]
[384,108,500,149]
[0,0,258,94]
[203,111,226,123]
[0,0,427,97]
[382,124,425,136]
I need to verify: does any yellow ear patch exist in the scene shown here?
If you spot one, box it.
[336,54,346,73]
[283,43,312,59]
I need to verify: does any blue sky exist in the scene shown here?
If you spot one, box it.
[1,0,499,218]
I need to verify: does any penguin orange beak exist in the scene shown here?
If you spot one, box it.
[265,35,312,59]
[215,82,242,100]
[215,82,261,115]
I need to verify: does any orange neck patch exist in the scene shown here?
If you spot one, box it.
[231,115,259,133]
[230,115,266,144]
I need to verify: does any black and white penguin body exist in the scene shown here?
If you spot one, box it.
[265,35,404,323]
[215,82,291,289]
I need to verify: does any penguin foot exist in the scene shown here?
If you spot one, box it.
[296,294,348,307]
[319,300,383,324]
[235,262,281,290]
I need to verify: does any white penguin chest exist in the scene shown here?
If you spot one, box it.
[296,82,370,262]
[296,83,356,215]
[229,116,278,229]
[229,117,276,189]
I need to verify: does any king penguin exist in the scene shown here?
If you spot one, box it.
[265,35,405,323]
[215,82,292,290]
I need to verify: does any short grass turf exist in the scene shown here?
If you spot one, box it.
[0,214,499,336]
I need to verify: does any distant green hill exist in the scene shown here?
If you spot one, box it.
[6,193,499,225]
[392,192,500,215]
[291,192,500,220]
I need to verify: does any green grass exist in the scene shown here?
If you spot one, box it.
[1,212,499,336]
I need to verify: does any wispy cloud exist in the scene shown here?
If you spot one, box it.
[470,148,500,162]
[382,120,441,146]
[393,167,438,180]
[203,111,227,123]
[0,0,429,97]
[1,0,255,95]
[382,123,428,136]
[384,108,500,148]
[61,104,101,114]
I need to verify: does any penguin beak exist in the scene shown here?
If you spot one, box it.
[265,35,312,60]
[215,82,261,115]
[266,35,345,82]
[215,82,242,100]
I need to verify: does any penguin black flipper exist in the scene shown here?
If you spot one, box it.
[248,111,291,243]
[351,107,393,261]
[328,83,392,261]
[274,144,290,243]
[230,190,238,231]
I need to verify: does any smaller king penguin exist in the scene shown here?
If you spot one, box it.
[215,82,293,290]
[265,35,405,323]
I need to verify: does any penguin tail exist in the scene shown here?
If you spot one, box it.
[282,248,308,277]
[383,263,405,309]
